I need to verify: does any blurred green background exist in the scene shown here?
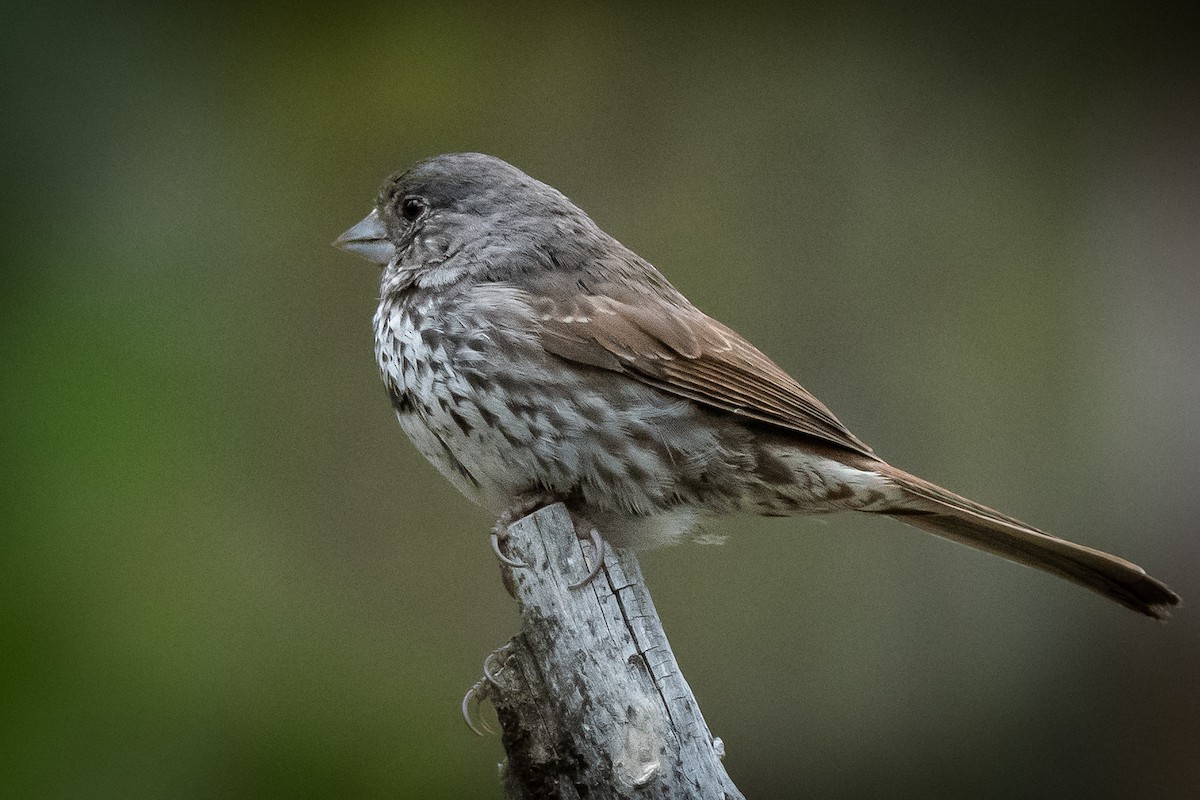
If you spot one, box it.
[4,3,1198,798]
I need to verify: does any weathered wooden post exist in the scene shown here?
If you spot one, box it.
[471,503,745,800]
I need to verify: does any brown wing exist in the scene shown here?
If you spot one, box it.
[531,285,876,458]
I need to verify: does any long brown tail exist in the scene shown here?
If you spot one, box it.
[875,463,1180,619]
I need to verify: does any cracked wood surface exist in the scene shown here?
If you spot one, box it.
[487,503,744,800]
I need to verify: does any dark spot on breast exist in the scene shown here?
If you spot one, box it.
[448,408,473,437]
[508,401,536,422]
[463,371,491,391]
[499,426,525,448]
[388,385,415,414]
[430,429,480,488]
[544,408,568,432]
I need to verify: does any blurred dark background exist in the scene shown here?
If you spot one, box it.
[3,3,1198,798]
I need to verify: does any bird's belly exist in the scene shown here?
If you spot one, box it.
[390,378,700,517]
[373,294,894,526]
[393,409,501,507]
[379,340,745,517]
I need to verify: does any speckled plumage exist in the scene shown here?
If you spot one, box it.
[371,260,895,549]
[337,152,1179,617]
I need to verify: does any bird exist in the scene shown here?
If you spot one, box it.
[335,152,1179,619]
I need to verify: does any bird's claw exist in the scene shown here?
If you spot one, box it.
[461,681,493,736]
[490,494,555,569]
[482,643,514,690]
[491,500,606,587]
[568,526,606,590]
[462,643,516,736]
[489,526,529,568]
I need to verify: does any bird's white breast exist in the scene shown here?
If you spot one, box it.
[373,295,495,506]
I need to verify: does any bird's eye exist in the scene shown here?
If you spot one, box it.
[400,197,427,222]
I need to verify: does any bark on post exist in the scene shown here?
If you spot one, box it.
[482,503,744,800]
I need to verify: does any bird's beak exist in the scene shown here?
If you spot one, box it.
[334,209,395,265]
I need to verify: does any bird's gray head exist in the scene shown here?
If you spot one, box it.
[335,153,604,289]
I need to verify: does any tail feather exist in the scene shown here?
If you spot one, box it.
[876,464,1180,620]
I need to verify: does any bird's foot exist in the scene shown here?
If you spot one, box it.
[482,641,515,690]
[461,642,517,736]
[567,516,607,590]
[490,495,608,590]
[489,527,528,568]
[489,492,557,569]
[460,680,492,736]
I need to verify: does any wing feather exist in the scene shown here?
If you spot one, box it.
[533,288,875,458]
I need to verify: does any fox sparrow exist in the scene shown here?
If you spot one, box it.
[336,152,1178,619]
